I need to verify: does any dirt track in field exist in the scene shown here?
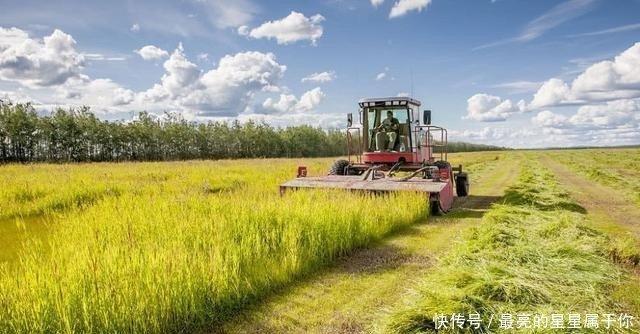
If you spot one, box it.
[541,154,640,239]
[219,155,522,334]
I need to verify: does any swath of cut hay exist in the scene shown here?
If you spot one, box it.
[384,160,632,333]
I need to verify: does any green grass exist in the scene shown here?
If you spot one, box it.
[6,151,631,333]
[223,152,520,333]
[547,148,640,206]
[383,160,628,333]
[0,158,437,333]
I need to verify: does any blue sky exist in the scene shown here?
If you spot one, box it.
[1,0,639,147]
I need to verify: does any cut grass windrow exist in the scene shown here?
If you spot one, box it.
[546,149,640,206]
[384,160,632,333]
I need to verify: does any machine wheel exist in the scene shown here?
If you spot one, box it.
[328,159,350,175]
[430,198,443,216]
[455,173,469,197]
[434,160,451,169]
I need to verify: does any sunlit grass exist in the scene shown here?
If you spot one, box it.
[0,157,433,333]
[0,152,508,333]
[384,159,627,333]
[547,148,640,206]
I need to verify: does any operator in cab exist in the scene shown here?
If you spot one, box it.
[375,110,400,152]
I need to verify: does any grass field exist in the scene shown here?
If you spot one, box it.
[1,150,639,333]
[384,158,631,333]
[545,149,640,206]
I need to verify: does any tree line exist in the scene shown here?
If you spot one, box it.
[0,101,507,164]
[0,102,346,163]
[445,141,507,153]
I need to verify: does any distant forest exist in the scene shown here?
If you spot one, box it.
[0,102,505,163]
[445,142,508,153]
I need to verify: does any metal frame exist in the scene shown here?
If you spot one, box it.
[347,127,362,163]
[414,125,448,162]
[358,96,422,107]
[347,122,449,165]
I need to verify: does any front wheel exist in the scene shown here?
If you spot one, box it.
[328,159,350,175]
[430,195,443,216]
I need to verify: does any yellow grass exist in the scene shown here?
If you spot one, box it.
[0,158,432,333]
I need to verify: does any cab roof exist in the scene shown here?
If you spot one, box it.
[358,97,421,108]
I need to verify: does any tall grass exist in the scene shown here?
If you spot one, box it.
[384,162,626,333]
[0,159,430,333]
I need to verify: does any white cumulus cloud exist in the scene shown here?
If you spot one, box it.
[527,42,640,108]
[60,76,135,107]
[467,42,640,125]
[529,78,572,109]
[246,11,325,45]
[531,110,568,128]
[152,44,201,98]
[138,46,287,117]
[0,27,294,117]
[389,0,432,18]
[135,45,169,60]
[571,42,640,100]
[0,27,84,87]
[258,87,325,114]
[371,0,385,7]
[569,99,640,128]
[465,93,525,122]
[301,71,335,83]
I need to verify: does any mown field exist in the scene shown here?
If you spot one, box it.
[1,149,639,333]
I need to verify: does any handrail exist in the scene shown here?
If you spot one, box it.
[412,125,448,162]
[346,127,362,163]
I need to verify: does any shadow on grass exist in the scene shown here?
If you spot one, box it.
[335,244,431,275]
[441,195,505,220]
[201,195,507,333]
[449,209,487,219]
[0,187,122,222]
[199,216,442,333]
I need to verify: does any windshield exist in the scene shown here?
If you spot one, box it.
[365,107,411,152]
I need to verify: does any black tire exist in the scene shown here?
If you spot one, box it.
[455,173,469,197]
[328,159,350,175]
[430,197,443,216]
[433,160,451,170]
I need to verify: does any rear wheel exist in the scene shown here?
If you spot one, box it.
[328,159,350,175]
[455,173,469,197]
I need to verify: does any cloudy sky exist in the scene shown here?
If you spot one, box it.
[1,0,639,148]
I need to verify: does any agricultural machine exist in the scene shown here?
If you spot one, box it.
[280,97,469,215]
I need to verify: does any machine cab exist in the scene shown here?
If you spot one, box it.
[350,97,443,166]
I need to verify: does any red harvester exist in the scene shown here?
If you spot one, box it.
[280,97,469,215]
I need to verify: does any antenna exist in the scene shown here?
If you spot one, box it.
[410,69,414,99]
